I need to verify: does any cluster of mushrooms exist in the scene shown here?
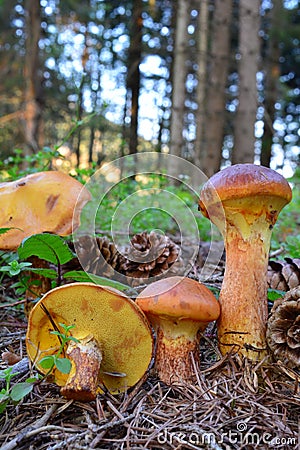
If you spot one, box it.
[0,164,294,402]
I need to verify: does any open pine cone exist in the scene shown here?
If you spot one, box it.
[266,286,300,368]
[267,258,300,291]
[119,231,182,285]
[74,235,122,278]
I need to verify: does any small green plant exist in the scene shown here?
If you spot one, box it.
[17,232,129,291]
[38,323,79,375]
[282,234,300,259]
[271,184,300,256]
[0,254,33,295]
[0,260,32,277]
[0,147,64,182]
[0,230,129,302]
[0,323,78,414]
[0,367,37,414]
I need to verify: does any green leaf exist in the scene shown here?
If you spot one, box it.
[25,377,38,383]
[63,270,129,291]
[55,357,72,374]
[67,336,80,343]
[18,233,74,265]
[50,330,63,336]
[285,235,300,259]
[27,268,58,279]
[0,399,9,414]
[10,382,34,402]
[39,355,55,370]
[0,368,18,381]
[0,391,8,400]
[16,262,32,269]
[0,227,22,235]
[0,265,20,276]
[0,228,11,235]
[58,323,76,333]
[267,288,286,302]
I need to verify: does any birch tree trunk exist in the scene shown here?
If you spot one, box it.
[23,0,42,154]
[201,0,232,176]
[169,0,189,160]
[232,0,260,164]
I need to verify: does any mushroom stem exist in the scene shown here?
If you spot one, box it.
[218,217,271,359]
[199,164,292,361]
[150,316,202,384]
[25,256,52,316]
[60,335,102,401]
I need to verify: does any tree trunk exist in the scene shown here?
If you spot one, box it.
[233,0,260,164]
[201,0,232,176]
[261,0,281,167]
[88,126,95,165]
[127,0,143,155]
[194,0,209,169]
[23,0,42,154]
[75,82,84,167]
[169,0,189,160]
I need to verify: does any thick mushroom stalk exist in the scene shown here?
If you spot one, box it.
[149,315,208,384]
[26,283,153,401]
[199,164,292,360]
[136,276,220,385]
[60,335,102,402]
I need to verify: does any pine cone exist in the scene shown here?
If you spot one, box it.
[266,286,300,368]
[74,235,122,277]
[267,258,300,291]
[119,231,182,285]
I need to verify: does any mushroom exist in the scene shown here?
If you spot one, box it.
[0,171,91,310]
[136,276,220,385]
[198,164,292,360]
[26,282,154,401]
[0,171,90,250]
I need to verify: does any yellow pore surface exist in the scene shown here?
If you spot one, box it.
[26,283,153,394]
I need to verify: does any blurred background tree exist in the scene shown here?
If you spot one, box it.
[0,0,299,175]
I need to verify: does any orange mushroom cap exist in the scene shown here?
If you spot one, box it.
[136,277,220,384]
[0,171,91,250]
[136,276,220,323]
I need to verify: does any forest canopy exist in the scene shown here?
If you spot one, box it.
[0,0,299,176]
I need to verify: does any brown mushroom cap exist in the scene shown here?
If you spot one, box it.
[26,282,154,394]
[136,276,220,323]
[136,277,220,384]
[0,171,91,250]
[199,164,292,212]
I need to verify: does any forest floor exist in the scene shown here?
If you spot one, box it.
[0,242,299,450]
